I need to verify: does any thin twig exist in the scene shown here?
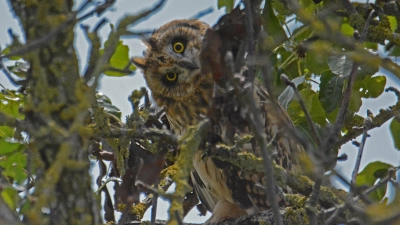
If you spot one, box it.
[77,0,116,21]
[324,205,344,225]
[338,102,400,147]
[225,52,284,225]
[325,9,375,159]
[150,180,159,225]
[363,168,396,196]
[94,177,122,195]
[386,87,400,100]
[350,116,371,194]
[324,168,397,223]
[0,58,25,85]
[307,178,322,225]
[2,13,77,59]
[281,74,322,147]
[243,0,256,83]
[1,0,101,60]
[360,10,375,41]
[126,30,154,37]
[190,7,214,19]
[87,0,166,87]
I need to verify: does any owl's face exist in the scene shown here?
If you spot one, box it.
[132,20,210,102]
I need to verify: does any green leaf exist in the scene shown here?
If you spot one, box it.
[1,187,19,210]
[299,0,320,15]
[262,0,287,42]
[0,139,23,154]
[390,119,400,150]
[388,16,397,32]
[289,88,326,126]
[10,61,30,78]
[0,151,27,183]
[341,19,354,36]
[363,42,378,51]
[217,0,234,12]
[328,54,353,77]
[0,126,14,138]
[100,40,136,77]
[356,161,393,201]
[292,25,314,42]
[1,45,22,61]
[348,89,362,113]
[319,71,345,113]
[271,0,292,17]
[389,45,400,57]
[0,91,25,120]
[363,75,386,98]
[304,41,330,75]
[353,75,386,99]
[96,92,122,119]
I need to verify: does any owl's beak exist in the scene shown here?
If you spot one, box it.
[177,61,199,71]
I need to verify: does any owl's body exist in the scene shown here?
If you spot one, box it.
[133,19,306,224]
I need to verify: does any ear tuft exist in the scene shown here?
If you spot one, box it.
[132,57,147,69]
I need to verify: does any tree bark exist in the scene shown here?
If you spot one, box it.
[9,1,100,224]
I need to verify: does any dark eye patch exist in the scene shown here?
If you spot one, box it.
[157,56,166,63]
[171,37,187,48]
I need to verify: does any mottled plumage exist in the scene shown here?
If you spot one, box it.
[133,19,306,224]
[132,20,213,135]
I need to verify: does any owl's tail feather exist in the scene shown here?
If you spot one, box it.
[190,170,219,213]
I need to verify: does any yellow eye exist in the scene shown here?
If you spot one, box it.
[173,41,185,53]
[165,72,177,82]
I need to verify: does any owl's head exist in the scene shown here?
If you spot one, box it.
[132,19,210,103]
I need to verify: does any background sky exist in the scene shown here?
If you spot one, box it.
[0,0,399,223]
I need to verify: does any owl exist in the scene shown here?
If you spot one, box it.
[132,19,307,224]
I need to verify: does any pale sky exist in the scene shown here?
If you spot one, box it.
[0,0,399,223]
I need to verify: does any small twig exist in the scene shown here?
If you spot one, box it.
[324,168,396,222]
[225,51,284,225]
[243,0,256,82]
[327,8,375,148]
[363,168,396,197]
[1,0,105,60]
[279,74,322,225]
[150,180,159,225]
[281,74,322,147]
[190,7,214,19]
[93,18,108,33]
[174,210,183,225]
[95,177,122,195]
[360,10,375,42]
[138,176,173,221]
[126,30,154,37]
[2,13,77,59]
[103,66,134,75]
[326,60,358,148]
[338,102,400,147]
[307,178,322,225]
[350,115,371,194]
[76,0,92,13]
[0,58,26,86]
[324,205,344,225]
[77,0,116,21]
[386,87,400,100]
[87,0,165,87]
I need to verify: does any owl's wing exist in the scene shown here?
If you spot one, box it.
[191,82,307,222]
[190,170,218,212]
[254,82,307,173]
